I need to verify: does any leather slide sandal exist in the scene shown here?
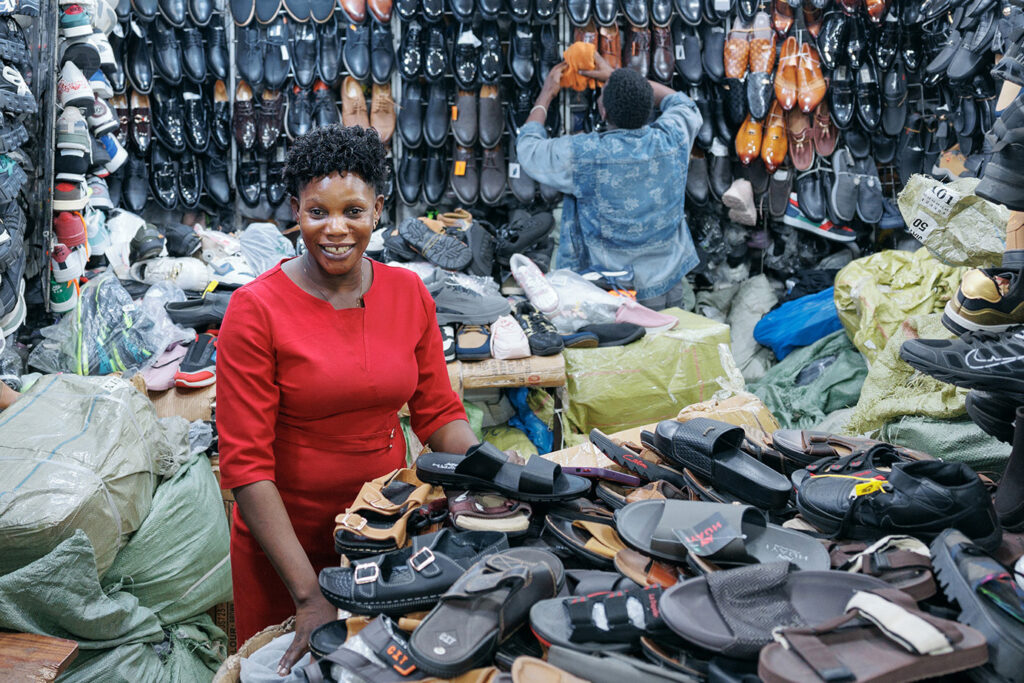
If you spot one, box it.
[758,588,988,682]
[409,548,565,677]
[448,490,532,536]
[613,500,829,569]
[509,657,586,683]
[791,443,912,487]
[544,514,628,569]
[529,585,669,653]
[659,562,891,659]
[416,442,590,502]
[565,569,639,595]
[614,548,686,588]
[772,429,932,468]
[590,428,688,490]
[595,480,688,510]
[829,535,937,601]
[319,528,510,615]
[308,618,352,659]
[397,216,472,270]
[642,418,792,510]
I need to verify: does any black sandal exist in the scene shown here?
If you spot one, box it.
[529,586,669,653]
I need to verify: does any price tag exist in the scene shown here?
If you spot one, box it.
[454,160,467,176]
[509,162,521,178]
[451,105,458,121]
[675,44,685,60]
[908,210,938,242]
[919,184,959,218]
[281,44,289,60]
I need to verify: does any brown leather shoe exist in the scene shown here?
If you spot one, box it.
[811,100,838,157]
[452,90,478,147]
[796,41,826,113]
[761,99,787,172]
[625,26,649,78]
[451,144,479,205]
[341,76,370,128]
[748,12,775,73]
[651,25,673,82]
[368,0,391,23]
[370,82,395,143]
[774,36,798,111]
[574,19,598,44]
[478,84,502,149]
[341,0,366,23]
[772,0,793,35]
[257,89,284,153]
[233,80,257,151]
[599,24,621,70]
[735,114,763,165]
[786,108,814,170]
[803,6,823,37]
[724,22,750,80]
[480,144,506,205]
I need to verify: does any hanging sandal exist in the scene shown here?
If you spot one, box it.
[529,585,669,653]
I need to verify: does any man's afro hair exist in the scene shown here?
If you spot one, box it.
[602,69,653,130]
[284,125,389,198]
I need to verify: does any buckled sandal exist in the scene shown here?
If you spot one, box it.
[614,548,687,588]
[304,614,429,683]
[529,585,670,653]
[448,490,532,536]
[792,443,919,487]
[319,528,509,615]
[334,468,446,558]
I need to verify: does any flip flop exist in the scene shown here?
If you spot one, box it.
[642,418,792,510]
[530,585,669,653]
[416,442,590,502]
[613,500,829,569]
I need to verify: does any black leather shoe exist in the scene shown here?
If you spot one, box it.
[451,144,479,204]
[686,153,709,205]
[206,24,228,81]
[708,140,732,200]
[266,145,287,206]
[286,86,312,139]
[856,62,881,131]
[230,0,255,23]
[159,0,187,26]
[902,25,921,72]
[536,0,557,21]
[290,21,317,88]
[150,82,186,153]
[398,147,423,204]
[452,90,477,146]
[211,79,230,150]
[181,26,206,83]
[264,16,289,90]
[182,84,209,153]
[702,24,725,83]
[480,145,505,205]
[400,21,423,79]
[450,0,473,23]
[736,0,755,20]
[397,0,417,21]
[881,59,907,137]
[424,81,448,147]
[797,166,827,222]
[479,85,502,148]
[816,11,846,71]
[694,87,714,149]
[178,150,202,209]
[711,86,731,141]
[235,25,264,88]
[453,25,479,89]
[508,0,530,22]
[108,32,127,94]
[149,142,179,210]
[873,15,899,71]
[621,0,648,27]
[423,24,447,82]
[421,0,442,21]
[424,147,446,204]
[898,112,924,180]
[538,23,560,83]
[846,13,866,69]
[567,0,589,24]
[507,141,536,203]
[258,90,284,152]
[205,153,231,205]
[829,65,855,129]
[398,80,423,147]
[746,72,773,120]
[477,0,500,20]
[123,153,148,212]
[371,21,394,84]
[506,85,533,136]
[675,0,701,25]
[595,0,616,26]
[723,78,746,131]
[344,22,371,82]
[312,81,340,127]
[510,24,535,87]
[133,0,159,22]
[237,153,262,207]
[126,21,154,94]
[651,0,671,26]
[189,0,213,24]
[150,17,183,84]
[317,17,341,85]
[479,22,501,84]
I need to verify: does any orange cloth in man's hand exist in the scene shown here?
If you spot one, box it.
[561,42,598,91]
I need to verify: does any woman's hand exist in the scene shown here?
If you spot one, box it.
[580,52,615,83]
[278,593,337,676]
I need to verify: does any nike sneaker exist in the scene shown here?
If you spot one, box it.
[943,267,1024,335]
[899,326,1024,394]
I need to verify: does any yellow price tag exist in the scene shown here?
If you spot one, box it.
[852,480,887,497]
[451,105,458,121]
[454,160,466,176]
[202,280,219,297]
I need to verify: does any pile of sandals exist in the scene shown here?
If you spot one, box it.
[304,418,1024,683]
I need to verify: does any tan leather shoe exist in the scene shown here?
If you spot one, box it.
[796,41,826,113]
[574,19,598,45]
[724,22,750,80]
[772,0,793,34]
[368,0,391,23]
[341,76,370,128]
[774,36,798,111]
[748,11,776,73]
[761,99,788,172]
[735,114,763,165]
[786,108,814,171]
[599,24,621,70]
[370,82,395,143]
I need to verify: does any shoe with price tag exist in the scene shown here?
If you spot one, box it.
[943,268,1024,335]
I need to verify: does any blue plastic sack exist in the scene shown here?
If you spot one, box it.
[754,287,842,360]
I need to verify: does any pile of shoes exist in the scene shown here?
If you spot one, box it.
[230,0,396,208]
[301,415,1022,683]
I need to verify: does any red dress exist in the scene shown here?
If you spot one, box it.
[216,259,466,643]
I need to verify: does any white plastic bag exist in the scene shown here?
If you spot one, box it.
[545,269,622,333]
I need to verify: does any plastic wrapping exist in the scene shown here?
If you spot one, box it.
[138,282,193,365]
[546,269,622,333]
[834,248,965,363]
[240,222,295,275]
[104,210,147,279]
[897,174,1008,268]
[754,287,843,360]
[0,373,169,575]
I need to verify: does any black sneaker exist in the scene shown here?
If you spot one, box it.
[943,267,1024,335]
[0,63,33,114]
[514,300,563,356]
[130,222,165,262]
[164,222,201,257]
[965,389,1024,444]
[497,210,555,259]
[900,327,1024,394]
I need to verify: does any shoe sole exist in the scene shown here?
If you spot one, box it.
[0,123,27,154]
[941,299,1021,336]
[398,218,472,270]
[174,372,216,388]
[964,391,1017,444]
[59,25,94,39]
[0,89,35,115]
[0,38,26,65]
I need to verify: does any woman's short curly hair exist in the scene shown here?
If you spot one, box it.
[284,125,389,198]
[602,69,653,130]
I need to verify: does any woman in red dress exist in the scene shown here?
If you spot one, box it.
[216,126,478,675]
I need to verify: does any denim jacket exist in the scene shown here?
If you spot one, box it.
[516,91,702,300]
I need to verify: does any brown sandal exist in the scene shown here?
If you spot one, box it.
[614,548,686,588]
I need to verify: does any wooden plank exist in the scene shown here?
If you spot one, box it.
[0,633,78,682]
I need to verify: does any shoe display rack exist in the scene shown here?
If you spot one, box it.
[26,5,59,283]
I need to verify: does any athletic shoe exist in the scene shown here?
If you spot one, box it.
[900,327,1024,394]
[514,299,563,356]
[88,70,112,99]
[0,273,25,335]
[965,390,1024,444]
[0,154,25,203]
[174,333,217,388]
[943,268,1024,335]
[0,18,28,65]
[208,255,256,287]
[59,3,93,38]
[510,253,559,314]
[50,243,86,282]
[54,210,88,248]
[86,175,112,210]
[56,106,91,152]
[52,175,88,211]
[130,222,165,261]
[57,62,92,111]
[163,222,200,257]
[90,28,117,72]
[97,132,127,173]
[130,256,211,291]
[783,195,857,242]
[0,114,26,153]
[87,95,118,135]
[0,63,34,115]
[490,314,531,360]
[440,324,455,362]
[84,206,111,255]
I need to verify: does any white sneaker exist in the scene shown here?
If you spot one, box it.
[130,256,211,291]
[57,61,93,111]
[98,133,127,173]
[510,253,559,315]
[91,1,116,34]
[50,243,86,282]
[84,206,110,255]
[90,29,117,71]
[209,255,256,287]
[87,96,118,135]
[490,314,531,360]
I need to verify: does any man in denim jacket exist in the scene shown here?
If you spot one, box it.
[517,54,702,309]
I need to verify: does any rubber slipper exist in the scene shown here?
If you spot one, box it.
[659,562,891,659]
[595,480,688,510]
[613,499,829,569]
[308,618,351,659]
[448,490,532,536]
[305,614,422,683]
[590,429,688,490]
[642,418,792,510]
[530,585,668,653]
[544,514,628,569]
[614,548,686,588]
[319,528,509,615]
[758,587,988,682]
[397,216,473,270]
[416,442,590,502]
[408,548,565,677]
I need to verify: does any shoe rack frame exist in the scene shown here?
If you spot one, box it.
[30,5,59,312]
